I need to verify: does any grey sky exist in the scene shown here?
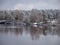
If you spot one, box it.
[0,0,60,10]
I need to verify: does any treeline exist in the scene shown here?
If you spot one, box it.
[0,9,60,23]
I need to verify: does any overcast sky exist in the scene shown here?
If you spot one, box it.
[0,0,60,10]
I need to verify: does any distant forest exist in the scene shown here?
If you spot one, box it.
[0,9,60,24]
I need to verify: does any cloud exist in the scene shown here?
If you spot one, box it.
[13,1,49,10]
[0,0,60,10]
[13,1,60,10]
[14,4,34,10]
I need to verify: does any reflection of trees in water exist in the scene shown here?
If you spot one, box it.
[24,26,30,34]
[14,28,23,35]
[0,28,9,34]
[42,26,48,35]
[56,26,60,36]
[0,25,60,40]
[0,27,23,36]
[29,26,43,40]
[28,26,59,40]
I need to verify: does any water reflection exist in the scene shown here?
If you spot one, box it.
[0,25,60,45]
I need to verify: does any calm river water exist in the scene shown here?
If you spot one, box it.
[0,25,60,45]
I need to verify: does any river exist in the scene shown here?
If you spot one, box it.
[0,25,60,45]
